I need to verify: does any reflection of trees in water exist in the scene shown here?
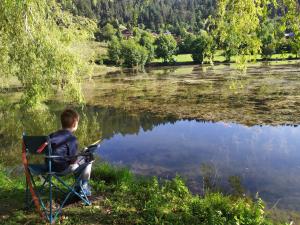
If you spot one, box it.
[96,106,178,139]
[200,163,220,194]
[88,64,300,126]
[199,162,246,198]
[0,103,181,166]
[228,176,246,197]
[94,106,217,139]
[0,104,103,165]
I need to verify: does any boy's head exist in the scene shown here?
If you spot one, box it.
[61,109,79,132]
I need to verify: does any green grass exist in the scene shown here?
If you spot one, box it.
[0,163,290,225]
[152,51,298,64]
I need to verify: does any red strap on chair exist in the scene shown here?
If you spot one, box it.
[37,142,48,153]
[22,141,44,219]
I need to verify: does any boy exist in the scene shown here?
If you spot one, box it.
[49,109,92,196]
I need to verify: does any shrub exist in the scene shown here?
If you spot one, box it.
[155,34,177,63]
[191,31,214,64]
[139,31,156,63]
[178,33,196,54]
[107,37,122,65]
[101,23,117,41]
[120,39,149,68]
[107,38,149,68]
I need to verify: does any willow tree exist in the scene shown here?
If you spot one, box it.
[278,0,300,58]
[0,0,96,108]
[213,0,271,67]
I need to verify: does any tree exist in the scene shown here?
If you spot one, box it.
[213,0,268,63]
[155,34,177,63]
[191,31,214,63]
[120,39,149,68]
[277,0,300,58]
[0,0,96,108]
[107,37,149,68]
[107,37,122,65]
[258,19,277,59]
[290,37,300,58]
[139,31,156,63]
[101,23,117,41]
[178,33,196,54]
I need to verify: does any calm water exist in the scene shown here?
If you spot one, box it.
[2,62,300,211]
[98,116,300,211]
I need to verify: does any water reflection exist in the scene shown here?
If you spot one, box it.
[86,63,300,126]
[2,62,300,212]
[98,116,300,211]
[2,104,300,210]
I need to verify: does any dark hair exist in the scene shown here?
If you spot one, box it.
[60,109,79,129]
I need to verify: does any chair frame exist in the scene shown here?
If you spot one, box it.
[22,134,91,223]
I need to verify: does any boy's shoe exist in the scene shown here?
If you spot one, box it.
[80,184,92,197]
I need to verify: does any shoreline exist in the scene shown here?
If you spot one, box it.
[1,162,299,224]
[147,57,300,68]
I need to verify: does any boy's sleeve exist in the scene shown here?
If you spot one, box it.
[68,136,78,163]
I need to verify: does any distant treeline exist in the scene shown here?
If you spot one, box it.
[61,0,217,33]
[61,0,300,69]
[62,0,300,33]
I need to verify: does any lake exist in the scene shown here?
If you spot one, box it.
[1,62,300,211]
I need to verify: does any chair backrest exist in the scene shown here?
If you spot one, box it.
[23,135,52,156]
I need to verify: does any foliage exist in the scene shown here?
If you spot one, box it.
[0,163,281,224]
[277,0,300,58]
[191,31,215,63]
[258,20,277,59]
[107,37,122,65]
[65,0,300,66]
[155,34,178,63]
[65,0,217,32]
[290,37,300,58]
[120,39,149,68]
[178,33,197,54]
[107,28,155,68]
[139,30,156,63]
[101,23,117,41]
[213,0,268,64]
[0,0,96,108]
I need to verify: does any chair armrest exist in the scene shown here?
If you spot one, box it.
[44,155,64,159]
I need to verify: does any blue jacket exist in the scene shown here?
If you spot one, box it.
[49,130,78,172]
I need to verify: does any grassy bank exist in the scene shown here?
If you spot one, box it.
[152,52,298,65]
[0,163,290,225]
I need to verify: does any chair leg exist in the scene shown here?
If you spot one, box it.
[25,178,29,209]
[49,174,53,224]
[29,172,47,213]
[55,176,91,206]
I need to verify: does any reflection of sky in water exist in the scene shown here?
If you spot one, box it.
[98,120,300,210]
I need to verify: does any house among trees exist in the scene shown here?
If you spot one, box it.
[164,30,172,35]
[122,29,133,39]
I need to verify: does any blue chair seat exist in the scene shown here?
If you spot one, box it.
[55,162,89,177]
[29,164,48,175]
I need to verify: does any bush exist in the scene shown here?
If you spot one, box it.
[107,37,122,65]
[101,23,117,41]
[155,34,177,63]
[120,39,149,68]
[91,162,133,185]
[139,31,156,63]
[262,43,276,60]
[178,33,196,54]
[107,37,149,68]
[0,163,285,224]
[290,37,300,58]
[191,31,214,64]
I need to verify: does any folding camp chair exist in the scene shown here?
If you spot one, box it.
[22,134,91,223]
